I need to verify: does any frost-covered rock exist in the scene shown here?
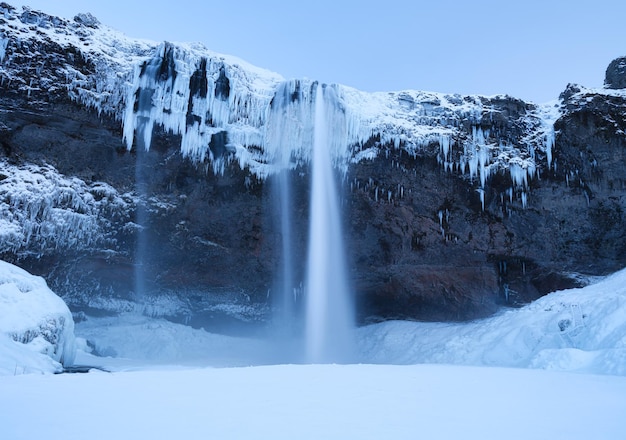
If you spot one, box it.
[73,12,100,28]
[0,2,554,185]
[0,260,76,374]
[0,160,132,256]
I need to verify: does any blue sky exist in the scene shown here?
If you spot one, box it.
[10,0,626,103]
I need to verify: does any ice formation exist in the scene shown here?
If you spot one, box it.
[0,260,76,372]
[0,4,565,209]
[0,161,131,256]
[0,6,555,188]
[0,34,7,62]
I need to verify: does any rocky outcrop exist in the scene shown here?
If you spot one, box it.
[605,56,626,89]
[1,4,625,325]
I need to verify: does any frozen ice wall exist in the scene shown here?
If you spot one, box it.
[0,4,560,189]
[121,45,355,178]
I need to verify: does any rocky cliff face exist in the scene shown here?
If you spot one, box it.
[1,3,625,325]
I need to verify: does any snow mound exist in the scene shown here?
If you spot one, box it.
[358,267,626,375]
[0,260,76,374]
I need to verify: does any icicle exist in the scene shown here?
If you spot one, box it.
[0,36,8,63]
[439,135,451,164]
[510,163,528,188]
[477,188,485,211]
[545,129,554,170]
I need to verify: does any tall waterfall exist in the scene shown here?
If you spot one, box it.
[267,81,354,363]
[305,84,354,363]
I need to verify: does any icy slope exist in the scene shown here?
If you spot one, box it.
[1,3,557,198]
[0,260,76,374]
[358,267,626,375]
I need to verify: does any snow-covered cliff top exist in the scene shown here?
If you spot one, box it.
[0,3,571,190]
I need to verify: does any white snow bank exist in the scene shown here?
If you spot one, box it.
[358,267,626,375]
[1,364,625,440]
[0,260,76,374]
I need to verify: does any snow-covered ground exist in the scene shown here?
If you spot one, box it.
[1,363,625,440]
[2,262,626,438]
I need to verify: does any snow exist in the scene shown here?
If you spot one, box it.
[0,260,76,374]
[46,266,626,377]
[0,363,625,439]
[1,266,626,438]
[1,4,563,190]
[358,268,626,376]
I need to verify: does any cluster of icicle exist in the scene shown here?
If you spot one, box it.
[437,115,556,211]
[2,3,559,191]
[120,43,360,177]
[0,161,130,255]
[118,42,559,195]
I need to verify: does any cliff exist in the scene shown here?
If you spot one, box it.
[1,3,625,324]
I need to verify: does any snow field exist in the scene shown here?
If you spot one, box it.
[2,264,626,439]
[1,364,625,440]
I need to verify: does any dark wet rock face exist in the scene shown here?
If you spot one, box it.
[1,5,626,324]
[605,56,626,89]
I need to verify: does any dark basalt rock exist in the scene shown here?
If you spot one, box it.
[73,13,100,29]
[605,56,626,89]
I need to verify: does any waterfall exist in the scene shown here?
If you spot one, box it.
[305,84,354,363]
[131,58,164,304]
[267,81,354,363]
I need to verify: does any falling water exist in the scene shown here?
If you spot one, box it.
[305,84,354,363]
[273,168,297,333]
[131,59,162,304]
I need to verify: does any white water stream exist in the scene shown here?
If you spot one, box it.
[305,84,354,363]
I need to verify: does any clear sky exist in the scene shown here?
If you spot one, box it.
[9,0,626,103]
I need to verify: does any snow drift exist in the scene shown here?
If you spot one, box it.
[359,268,626,375]
[0,260,76,374]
